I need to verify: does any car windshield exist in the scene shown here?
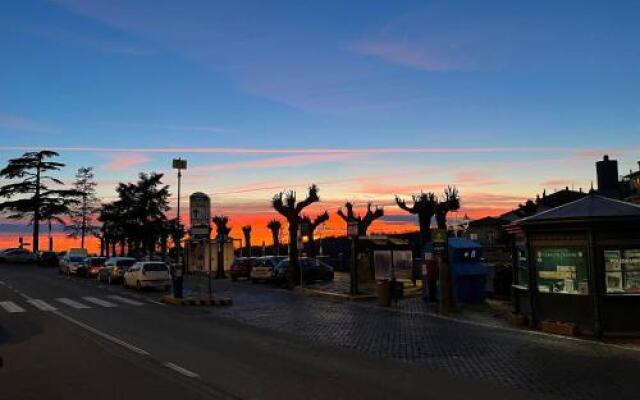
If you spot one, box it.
[143,263,167,272]
[116,259,136,268]
[69,256,85,262]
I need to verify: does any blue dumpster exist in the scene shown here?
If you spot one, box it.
[447,238,487,304]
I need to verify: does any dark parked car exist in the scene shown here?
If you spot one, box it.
[97,257,137,284]
[273,257,334,283]
[230,257,256,281]
[37,251,59,267]
[78,257,106,278]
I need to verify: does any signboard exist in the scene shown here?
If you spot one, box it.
[347,221,359,238]
[189,193,211,229]
[172,158,187,170]
[432,229,448,255]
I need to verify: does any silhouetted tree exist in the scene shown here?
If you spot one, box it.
[272,184,320,287]
[267,219,282,255]
[66,166,100,248]
[0,150,68,252]
[337,201,384,236]
[300,211,329,257]
[395,192,438,247]
[434,186,460,229]
[212,215,231,279]
[242,225,252,257]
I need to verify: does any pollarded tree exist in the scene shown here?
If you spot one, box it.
[434,186,460,229]
[66,166,100,248]
[395,192,438,247]
[0,150,68,252]
[300,211,329,257]
[336,201,384,236]
[267,219,282,255]
[242,225,252,257]
[272,184,320,287]
[212,215,231,278]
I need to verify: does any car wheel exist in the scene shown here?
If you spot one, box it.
[136,281,141,291]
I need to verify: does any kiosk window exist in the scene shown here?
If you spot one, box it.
[605,249,640,294]
[535,248,588,295]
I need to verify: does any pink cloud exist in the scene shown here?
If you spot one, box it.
[452,171,507,186]
[102,154,151,172]
[0,145,577,155]
[350,40,467,71]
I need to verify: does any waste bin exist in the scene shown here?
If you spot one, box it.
[376,279,391,307]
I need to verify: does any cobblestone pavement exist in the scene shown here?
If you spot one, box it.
[186,277,640,399]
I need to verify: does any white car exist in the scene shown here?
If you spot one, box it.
[123,261,172,291]
[250,256,286,282]
[59,248,88,275]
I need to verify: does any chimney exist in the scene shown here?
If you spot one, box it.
[596,155,620,198]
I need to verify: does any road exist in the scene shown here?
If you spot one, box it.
[0,263,536,400]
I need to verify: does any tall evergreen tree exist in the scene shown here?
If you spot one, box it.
[0,150,68,252]
[66,166,100,248]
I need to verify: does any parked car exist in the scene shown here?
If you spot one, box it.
[250,256,286,282]
[78,257,106,278]
[59,248,89,275]
[273,257,334,283]
[123,261,172,291]
[230,257,256,281]
[37,251,59,267]
[0,248,36,263]
[97,257,137,284]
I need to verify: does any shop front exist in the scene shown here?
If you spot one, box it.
[508,194,640,336]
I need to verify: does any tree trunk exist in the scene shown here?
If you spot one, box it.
[288,223,300,287]
[48,219,53,251]
[80,194,87,248]
[33,158,42,253]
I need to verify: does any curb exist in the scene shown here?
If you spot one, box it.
[161,295,232,306]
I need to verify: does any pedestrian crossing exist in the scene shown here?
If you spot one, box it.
[0,295,150,313]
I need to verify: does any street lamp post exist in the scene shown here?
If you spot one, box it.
[172,158,187,299]
[347,221,359,295]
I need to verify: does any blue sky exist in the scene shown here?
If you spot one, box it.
[1,0,640,235]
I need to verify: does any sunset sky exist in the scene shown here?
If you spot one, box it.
[1,1,640,251]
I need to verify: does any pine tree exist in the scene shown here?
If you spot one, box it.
[0,150,69,252]
[66,167,100,248]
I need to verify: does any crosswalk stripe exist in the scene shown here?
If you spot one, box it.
[0,301,26,313]
[56,298,91,309]
[27,299,57,311]
[82,297,118,308]
[106,295,144,306]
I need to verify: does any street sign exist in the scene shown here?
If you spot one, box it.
[172,158,187,170]
[432,229,448,255]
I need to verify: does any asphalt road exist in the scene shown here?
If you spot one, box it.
[0,263,541,400]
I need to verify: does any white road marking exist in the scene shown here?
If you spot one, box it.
[27,299,57,311]
[53,310,150,356]
[0,301,26,313]
[82,297,118,308]
[147,299,166,306]
[163,362,200,378]
[106,295,144,306]
[0,280,6,285]
[56,298,91,309]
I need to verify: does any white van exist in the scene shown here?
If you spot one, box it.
[59,248,89,275]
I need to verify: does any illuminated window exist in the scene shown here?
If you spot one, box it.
[535,248,588,295]
[605,249,640,295]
